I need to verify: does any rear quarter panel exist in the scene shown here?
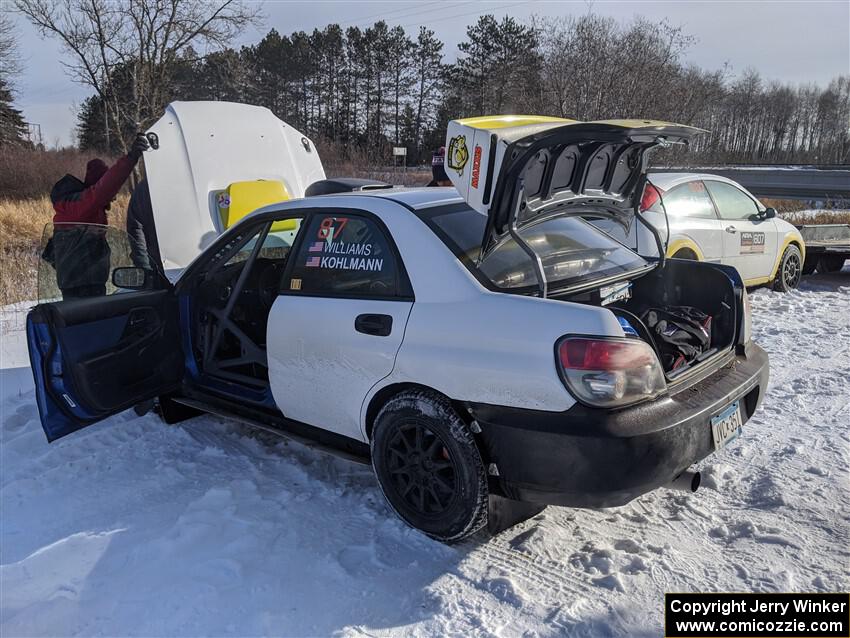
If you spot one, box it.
[363,199,627,436]
[389,292,625,412]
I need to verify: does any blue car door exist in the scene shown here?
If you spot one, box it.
[27,289,184,441]
[27,223,184,441]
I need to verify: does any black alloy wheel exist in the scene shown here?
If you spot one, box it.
[371,389,489,542]
[386,421,457,516]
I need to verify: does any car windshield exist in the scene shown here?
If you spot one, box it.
[423,205,648,292]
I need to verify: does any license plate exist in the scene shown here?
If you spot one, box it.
[711,401,743,450]
[600,281,632,306]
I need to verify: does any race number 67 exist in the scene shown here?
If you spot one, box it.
[318,217,348,240]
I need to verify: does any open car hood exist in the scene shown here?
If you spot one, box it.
[444,116,705,258]
[145,101,325,270]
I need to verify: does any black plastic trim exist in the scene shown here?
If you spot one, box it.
[174,388,371,463]
[481,133,498,206]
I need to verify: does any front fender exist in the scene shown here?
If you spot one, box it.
[769,228,806,281]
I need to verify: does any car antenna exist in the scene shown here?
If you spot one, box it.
[508,179,548,299]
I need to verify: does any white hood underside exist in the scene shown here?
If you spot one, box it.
[145,101,325,270]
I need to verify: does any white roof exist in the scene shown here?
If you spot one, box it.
[351,186,464,210]
[648,172,745,191]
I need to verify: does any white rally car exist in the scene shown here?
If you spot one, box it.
[27,105,769,542]
[640,173,806,292]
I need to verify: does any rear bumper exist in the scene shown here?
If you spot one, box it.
[469,343,769,508]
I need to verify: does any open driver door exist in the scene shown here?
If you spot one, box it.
[27,223,184,441]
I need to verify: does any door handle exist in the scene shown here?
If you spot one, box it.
[725,225,737,234]
[123,308,160,342]
[355,314,393,337]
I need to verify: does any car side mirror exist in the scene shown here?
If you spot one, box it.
[761,207,777,219]
[112,266,150,290]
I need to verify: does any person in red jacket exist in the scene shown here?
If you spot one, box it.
[49,134,149,299]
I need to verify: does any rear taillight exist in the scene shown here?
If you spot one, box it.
[557,337,666,407]
[640,183,663,212]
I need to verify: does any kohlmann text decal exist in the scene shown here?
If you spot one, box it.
[665,593,849,637]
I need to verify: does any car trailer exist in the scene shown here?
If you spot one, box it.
[798,224,850,274]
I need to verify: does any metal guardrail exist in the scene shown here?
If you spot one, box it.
[649,166,850,201]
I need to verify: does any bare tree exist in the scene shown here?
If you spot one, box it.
[15,0,260,153]
[0,8,21,79]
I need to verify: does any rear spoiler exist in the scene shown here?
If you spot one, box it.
[305,178,393,197]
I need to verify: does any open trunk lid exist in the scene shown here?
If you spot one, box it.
[444,116,704,259]
[145,101,325,270]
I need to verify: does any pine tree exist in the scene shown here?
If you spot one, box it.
[410,27,443,162]
[453,15,539,116]
[76,95,109,151]
[0,76,27,147]
[0,10,27,147]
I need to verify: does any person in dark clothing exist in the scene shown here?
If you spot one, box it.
[49,134,149,299]
[427,146,452,187]
[126,178,161,273]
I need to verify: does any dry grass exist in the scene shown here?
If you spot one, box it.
[780,210,850,225]
[762,197,850,215]
[761,198,808,213]
[0,195,129,306]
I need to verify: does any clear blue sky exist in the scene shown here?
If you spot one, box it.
[10,0,850,147]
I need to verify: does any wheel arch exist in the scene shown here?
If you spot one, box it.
[671,247,699,260]
[666,237,704,260]
[769,236,805,282]
[362,382,468,441]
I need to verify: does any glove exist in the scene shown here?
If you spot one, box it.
[128,133,150,160]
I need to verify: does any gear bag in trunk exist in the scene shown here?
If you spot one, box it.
[641,306,712,371]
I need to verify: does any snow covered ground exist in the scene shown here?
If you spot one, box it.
[2,271,849,637]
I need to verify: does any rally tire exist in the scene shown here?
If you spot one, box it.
[371,389,489,543]
[773,244,802,292]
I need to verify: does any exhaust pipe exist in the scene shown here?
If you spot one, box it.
[668,470,701,493]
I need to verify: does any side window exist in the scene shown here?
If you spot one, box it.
[285,214,403,297]
[223,218,303,266]
[705,181,760,220]
[658,182,717,219]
